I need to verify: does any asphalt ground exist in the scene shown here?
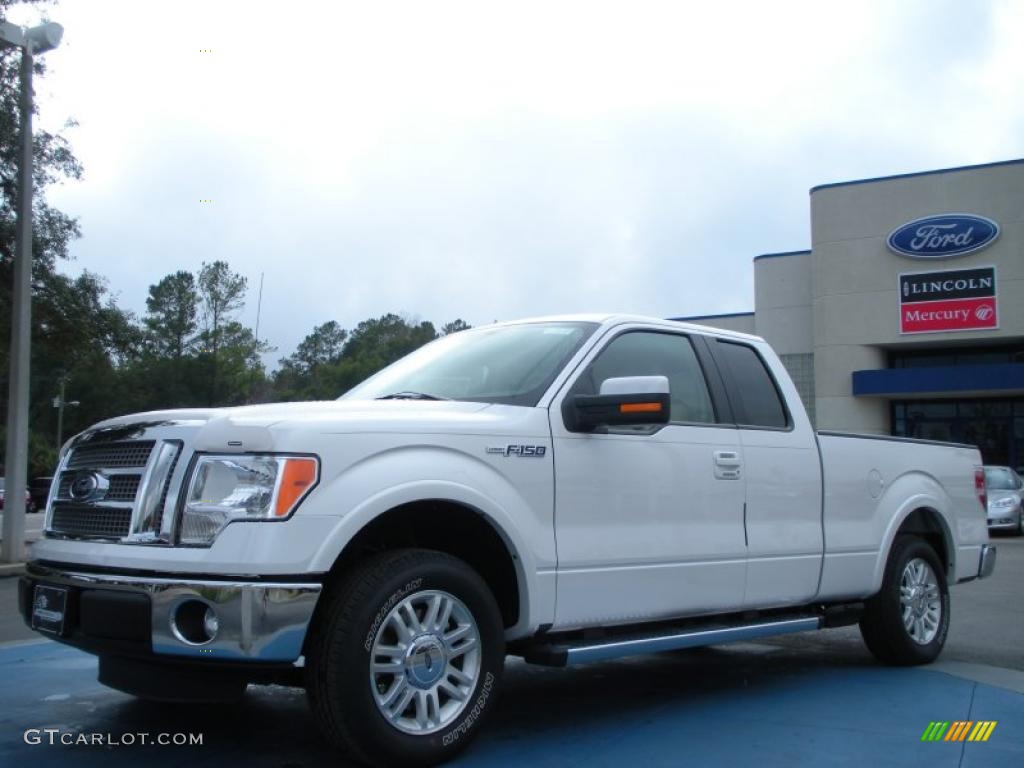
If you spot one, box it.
[0,536,1020,766]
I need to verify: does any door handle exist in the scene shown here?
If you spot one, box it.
[713,450,742,480]
[714,451,741,467]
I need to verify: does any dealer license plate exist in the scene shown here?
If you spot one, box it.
[31,584,68,635]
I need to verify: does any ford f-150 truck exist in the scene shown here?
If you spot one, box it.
[20,314,996,765]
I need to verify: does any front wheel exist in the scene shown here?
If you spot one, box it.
[859,536,950,665]
[306,549,505,766]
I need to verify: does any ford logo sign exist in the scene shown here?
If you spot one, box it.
[887,213,999,259]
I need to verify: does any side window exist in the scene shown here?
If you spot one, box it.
[714,341,789,428]
[572,331,716,424]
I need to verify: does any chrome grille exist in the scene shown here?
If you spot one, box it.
[47,437,184,543]
[50,503,133,539]
[65,441,155,469]
[57,473,141,502]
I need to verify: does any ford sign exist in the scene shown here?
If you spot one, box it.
[887,213,999,259]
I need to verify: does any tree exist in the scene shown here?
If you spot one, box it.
[342,313,437,369]
[196,260,248,405]
[144,270,198,359]
[197,260,247,351]
[441,319,472,335]
[273,321,348,401]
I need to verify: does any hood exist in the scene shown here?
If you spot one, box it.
[74,399,531,452]
[86,399,493,431]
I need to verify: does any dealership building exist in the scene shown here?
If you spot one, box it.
[678,158,1024,470]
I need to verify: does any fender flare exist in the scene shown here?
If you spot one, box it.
[870,474,957,593]
[307,479,543,637]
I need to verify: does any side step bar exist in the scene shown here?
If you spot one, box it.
[521,616,823,667]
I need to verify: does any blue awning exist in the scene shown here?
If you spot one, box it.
[852,364,1024,397]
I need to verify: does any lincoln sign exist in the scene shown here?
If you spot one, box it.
[899,266,998,334]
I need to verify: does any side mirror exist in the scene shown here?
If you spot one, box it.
[563,376,670,433]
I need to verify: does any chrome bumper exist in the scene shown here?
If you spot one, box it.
[26,564,321,662]
[978,545,997,580]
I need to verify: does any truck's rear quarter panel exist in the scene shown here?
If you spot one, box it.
[816,433,986,601]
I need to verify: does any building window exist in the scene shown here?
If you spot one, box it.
[890,344,1024,369]
[892,398,1024,472]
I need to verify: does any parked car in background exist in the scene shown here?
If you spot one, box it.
[984,465,1023,535]
[29,477,54,513]
[0,477,35,513]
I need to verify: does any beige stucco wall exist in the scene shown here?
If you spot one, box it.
[809,161,1024,433]
[754,251,813,355]
[683,313,757,335]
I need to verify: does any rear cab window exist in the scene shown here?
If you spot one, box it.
[712,340,790,429]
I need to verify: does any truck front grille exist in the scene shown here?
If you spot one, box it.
[50,503,133,539]
[57,473,141,502]
[47,438,183,543]
[65,441,155,470]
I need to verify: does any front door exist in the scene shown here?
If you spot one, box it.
[550,328,747,630]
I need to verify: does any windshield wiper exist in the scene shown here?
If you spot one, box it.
[375,391,450,401]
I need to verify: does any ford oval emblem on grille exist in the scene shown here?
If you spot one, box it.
[69,471,106,501]
[887,213,999,259]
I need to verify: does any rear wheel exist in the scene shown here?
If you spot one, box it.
[306,549,504,766]
[860,536,949,665]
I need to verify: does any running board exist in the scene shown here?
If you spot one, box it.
[521,615,823,667]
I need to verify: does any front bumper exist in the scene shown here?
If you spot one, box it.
[20,563,322,663]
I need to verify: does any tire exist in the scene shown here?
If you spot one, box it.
[859,536,950,666]
[306,549,505,766]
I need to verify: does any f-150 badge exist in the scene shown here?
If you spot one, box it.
[486,445,547,457]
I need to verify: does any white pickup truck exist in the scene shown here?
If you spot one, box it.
[22,314,995,765]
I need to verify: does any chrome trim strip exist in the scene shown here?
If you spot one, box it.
[563,617,822,664]
[26,564,322,662]
[979,545,997,579]
[129,440,181,541]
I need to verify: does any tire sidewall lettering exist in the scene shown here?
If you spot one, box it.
[364,577,424,652]
[441,670,496,747]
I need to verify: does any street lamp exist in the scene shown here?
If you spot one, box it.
[1,20,63,564]
[53,378,79,453]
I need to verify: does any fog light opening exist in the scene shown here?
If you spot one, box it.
[171,600,218,645]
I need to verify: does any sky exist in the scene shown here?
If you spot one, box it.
[8,0,1024,367]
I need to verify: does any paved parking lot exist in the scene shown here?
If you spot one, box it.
[0,537,1020,766]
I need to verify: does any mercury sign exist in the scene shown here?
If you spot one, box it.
[887,213,999,259]
[899,266,998,334]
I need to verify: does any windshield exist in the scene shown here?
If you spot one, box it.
[343,321,598,406]
[985,467,1018,491]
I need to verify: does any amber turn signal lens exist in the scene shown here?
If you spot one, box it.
[619,402,662,414]
[275,458,318,517]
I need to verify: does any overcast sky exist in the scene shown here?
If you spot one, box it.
[9,0,1024,366]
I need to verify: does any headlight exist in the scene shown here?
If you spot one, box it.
[989,497,1017,510]
[180,454,319,545]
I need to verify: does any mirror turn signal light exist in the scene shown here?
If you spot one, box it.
[619,402,663,414]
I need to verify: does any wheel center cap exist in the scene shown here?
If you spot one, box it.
[405,636,447,689]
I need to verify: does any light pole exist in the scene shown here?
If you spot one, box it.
[1,20,63,564]
[53,378,79,454]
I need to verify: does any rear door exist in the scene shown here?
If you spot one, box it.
[550,327,747,630]
[708,338,823,607]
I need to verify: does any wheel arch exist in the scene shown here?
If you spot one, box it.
[305,493,533,652]
[873,502,956,593]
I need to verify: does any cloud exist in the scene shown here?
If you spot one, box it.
[17,0,1021,367]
